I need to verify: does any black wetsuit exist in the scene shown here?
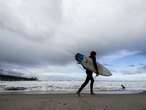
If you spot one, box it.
[77,55,98,94]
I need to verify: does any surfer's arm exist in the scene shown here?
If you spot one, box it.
[93,57,99,73]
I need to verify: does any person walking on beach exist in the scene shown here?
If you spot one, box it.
[76,51,99,96]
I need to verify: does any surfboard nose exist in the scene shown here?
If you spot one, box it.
[75,53,80,61]
[75,53,84,63]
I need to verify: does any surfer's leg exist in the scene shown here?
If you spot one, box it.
[90,76,94,94]
[86,71,94,94]
[77,76,90,94]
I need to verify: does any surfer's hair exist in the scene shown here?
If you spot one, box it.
[90,51,96,56]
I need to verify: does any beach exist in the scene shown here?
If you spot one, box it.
[0,92,146,110]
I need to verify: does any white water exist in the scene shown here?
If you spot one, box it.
[0,80,146,94]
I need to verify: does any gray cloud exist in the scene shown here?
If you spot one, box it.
[0,0,146,68]
[0,0,62,42]
[122,65,146,75]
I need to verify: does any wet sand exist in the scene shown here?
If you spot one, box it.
[0,92,146,110]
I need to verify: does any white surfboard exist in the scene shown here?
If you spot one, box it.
[75,53,112,76]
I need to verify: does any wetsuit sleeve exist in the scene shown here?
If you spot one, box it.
[92,57,98,72]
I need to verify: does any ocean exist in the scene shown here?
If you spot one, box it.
[0,80,146,94]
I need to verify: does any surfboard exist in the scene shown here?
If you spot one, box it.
[75,53,112,76]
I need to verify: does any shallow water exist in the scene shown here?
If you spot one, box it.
[0,80,146,94]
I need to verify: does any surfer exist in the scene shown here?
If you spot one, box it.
[121,84,126,90]
[76,51,99,96]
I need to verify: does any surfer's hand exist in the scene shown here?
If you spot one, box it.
[96,74,99,76]
[96,70,99,76]
[96,70,99,74]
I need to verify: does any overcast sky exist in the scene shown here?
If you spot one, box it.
[0,0,146,80]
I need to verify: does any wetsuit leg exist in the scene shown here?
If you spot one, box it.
[90,75,94,94]
[77,75,90,93]
[86,70,94,94]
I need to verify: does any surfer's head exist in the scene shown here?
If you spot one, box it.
[90,51,96,56]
